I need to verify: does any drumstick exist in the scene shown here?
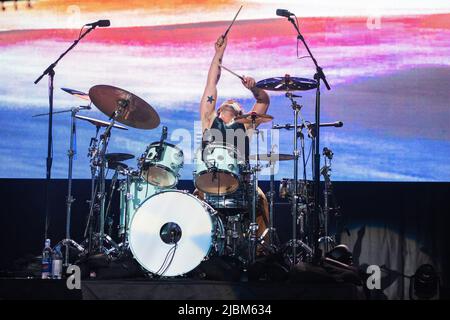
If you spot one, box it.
[223,5,243,38]
[218,63,245,81]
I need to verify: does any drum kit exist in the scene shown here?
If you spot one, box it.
[37,72,343,278]
[30,7,345,279]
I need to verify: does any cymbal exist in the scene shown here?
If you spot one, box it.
[61,87,90,101]
[249,153,294,162]
[105,153,135,162]
[75,115,128,130]
[234,112,273,125]
[89,85,160,129]
[106,161,129,171]
[256,75,317,91]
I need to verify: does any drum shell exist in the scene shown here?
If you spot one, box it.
[119,176,167,236]
[140,142,184,188]
[193,143,243,195]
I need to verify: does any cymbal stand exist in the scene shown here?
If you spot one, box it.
[63,106,81,266]
[84,125,101,253]
[267,149,280,248]
[249,114,260,264]
[289,91,301,267]
[97,99,128,252]
[319,147,336,253]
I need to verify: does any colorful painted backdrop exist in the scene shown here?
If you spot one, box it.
[1,1,450,181]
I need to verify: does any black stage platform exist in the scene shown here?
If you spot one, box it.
[0,278,365,300]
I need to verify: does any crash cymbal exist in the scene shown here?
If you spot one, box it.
[256,75,317,91]
[234,112,273,125]
[106,161,129,171]
[89,85,160,129]
[75,115,128,130]
[105,153,135,162]
[249,153,294,162]
[61,87,91,101]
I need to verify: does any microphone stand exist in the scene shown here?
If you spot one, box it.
[286,15,331,262]
[34,24,99,242]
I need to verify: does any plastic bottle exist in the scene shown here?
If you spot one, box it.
[51,245,63,279]
[41,239,52,279]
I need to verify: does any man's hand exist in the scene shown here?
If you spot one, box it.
[215,35,227,55]
[242,76,256,90]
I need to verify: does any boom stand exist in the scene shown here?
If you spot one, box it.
[286,15,331,260]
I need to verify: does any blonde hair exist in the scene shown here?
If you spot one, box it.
[217,99,244,116]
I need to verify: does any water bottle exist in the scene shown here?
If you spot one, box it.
[41,239,53,279]
[51,245,63,279]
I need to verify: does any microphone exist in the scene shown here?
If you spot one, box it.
[276,9,294,17]
[156,126,168,161]
[323,147,334,160]
[85,20,110,28]
[162,126,168,140]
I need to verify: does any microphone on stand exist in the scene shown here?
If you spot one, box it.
[276,9,294,17]
[156,126,167,161]
[85,20,111,28]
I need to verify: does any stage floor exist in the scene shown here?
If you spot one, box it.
[0,278,365,300]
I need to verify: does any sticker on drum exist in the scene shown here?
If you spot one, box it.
[128,190,224,277]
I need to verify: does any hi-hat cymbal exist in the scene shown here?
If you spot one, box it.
[249,153,294,162]
[89,85,160,129]
[256,75,317,91]
[105,153,134,162]
[234,112,273,125]
[75,115,128,130]
[61,87,91,101]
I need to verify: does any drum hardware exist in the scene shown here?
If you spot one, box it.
[154,126,168,161]
[75,115,128,130]
[318,146,342,255]
[61,87,91,101]
[246,113,264,264]
[83,84,162,255]
[285,10,331,262]
[34,24,106,244]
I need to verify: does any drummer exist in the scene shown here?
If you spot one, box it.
[198,34,271,245]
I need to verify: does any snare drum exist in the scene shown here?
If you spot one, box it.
[204,185,251,215]
[140,142,184,188]
[194,143,243,195]
[128,190,225,277]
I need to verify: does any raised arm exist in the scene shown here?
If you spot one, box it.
[241,76,270,130]
[200,36,228,131]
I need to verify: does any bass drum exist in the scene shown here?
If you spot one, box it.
[119,176,167,237]
[128,190,225,277]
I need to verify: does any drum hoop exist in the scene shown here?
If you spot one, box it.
[148,141,184,155]
[142,164,178,188]
[202,142,241,158]
[128,189,223,276]
[129,189,219,238]
[194,170,240,195]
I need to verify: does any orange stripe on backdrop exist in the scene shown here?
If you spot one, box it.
[34,0,237,12]
[1,14,450,47]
